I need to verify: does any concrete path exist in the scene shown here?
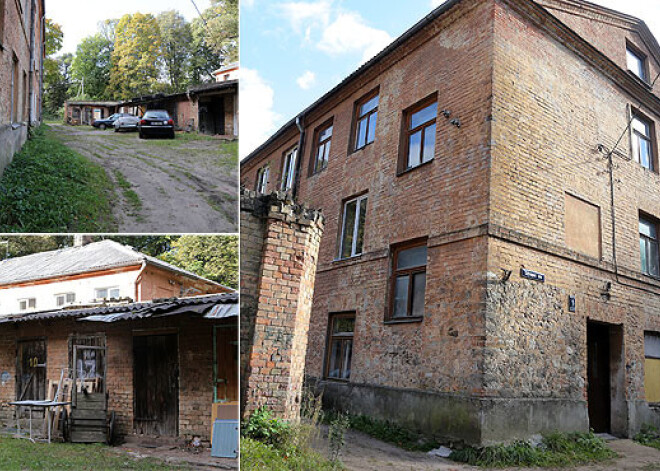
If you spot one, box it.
[314,429,660,471]
[53,124,237,233]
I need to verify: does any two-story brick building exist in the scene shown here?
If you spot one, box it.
[241,0,660,445]
[0,0,45,175]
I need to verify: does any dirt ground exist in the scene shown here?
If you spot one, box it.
[116,441,238,470]
[314,428,660,471]
[52,124,238,233]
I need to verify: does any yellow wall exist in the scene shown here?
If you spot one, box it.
[645,358,660,403]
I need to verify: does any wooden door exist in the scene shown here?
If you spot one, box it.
[215,325,238,402]
[587,322,611,433]
[16,339,47,401]
[133,334,179,436]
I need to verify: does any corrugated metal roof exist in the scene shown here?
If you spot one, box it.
[0,240,228,289]
[0,293,238,324]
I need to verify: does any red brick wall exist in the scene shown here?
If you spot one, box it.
[138,266,229,301]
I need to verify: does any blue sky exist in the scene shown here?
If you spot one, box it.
[47,0,212,55]
[240,0,660,158]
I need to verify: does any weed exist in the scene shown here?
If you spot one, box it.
[339,413,438,452]
[635,424,660,451]
[112,170,143,216]
[242,407,290,447]
[328,412,350,464]
[241,437,340,471]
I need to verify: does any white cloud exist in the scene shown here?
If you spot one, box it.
[430,0,447,8]
[279,1,332,33]
[317,12,392,63]
[296,70,316,89]
[240,68,283,159]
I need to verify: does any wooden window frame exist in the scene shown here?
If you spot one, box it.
[644,331,660,404]
[255,165,270,194]
[631,108,657,172]
[324,312,355,381]
[640,213,660,278]
[626,42,649,83]
[386,239,428,323]
[350,88,379,153]
[309,119,333,176]
[338,193,368,260]
[280,146,298,192]
[398,93,438,174]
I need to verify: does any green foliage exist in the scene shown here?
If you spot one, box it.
[71,34,114,100]
[0,126,115,233]
[328,413,350,464]
[205,0,238,62]
[243,407,291,447]
[241,437,340,471]
[43,22,69,114]
[0,236,72,259]
[342,414,438,452]
[159,235,238,288]
[0,436,191,469]
[157,11,193,92]
[635,424,660,451]
[45,19,64,56]
[99,236,178,257]
[109,13,163,100]
[450,431,617,467]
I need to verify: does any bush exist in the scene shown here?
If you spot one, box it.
[241,438,339,471]
[634,424,660,450]
[242,407,290,447]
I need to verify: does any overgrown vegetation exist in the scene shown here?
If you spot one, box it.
[450,431,617,467]
[0,436,190,470]
[113,169,143,215]
[241,438,338,471]
[635,424,660,451]
[0,125,115,232]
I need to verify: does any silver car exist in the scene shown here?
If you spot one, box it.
[114,114,140,132]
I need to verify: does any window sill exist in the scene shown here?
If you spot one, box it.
[333,254,363,264]
[384,316,423,325]
[309,168,327,178]
[11,123,23,130]
[627,70,653,89]
[349,141,374,156]
[323,377,350,383]
[397,158,434,177]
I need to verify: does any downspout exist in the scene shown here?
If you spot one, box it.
[293,114,305,200]
[134,261,148,302]
[27,0,36,131]
[39,1,45,123]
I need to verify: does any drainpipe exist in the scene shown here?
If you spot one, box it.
[293,114,305,200]
[134,261,148,302]
[39,2,45,123]
[27,0,36,131]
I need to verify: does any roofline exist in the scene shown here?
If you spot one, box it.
[118,80,238,106]
[242,0,660,167]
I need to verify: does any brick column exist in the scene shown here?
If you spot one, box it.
[240,190,324,421]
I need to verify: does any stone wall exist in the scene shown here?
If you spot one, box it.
[240,190,324,420]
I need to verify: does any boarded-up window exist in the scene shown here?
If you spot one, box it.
[565,194,601,259]
[645,332,660,403]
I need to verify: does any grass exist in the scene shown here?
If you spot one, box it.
[241,437,341,471]
[112,169,143,214]
[0,436,190,470]
[449,431,617,468]
[0,125,116,232]
[635,424,660,451]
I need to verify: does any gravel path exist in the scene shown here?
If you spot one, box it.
[53,124,238,233]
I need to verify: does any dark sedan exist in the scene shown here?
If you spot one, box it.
[138,110,175,139]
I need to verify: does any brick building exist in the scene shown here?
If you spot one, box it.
[0,0,45,175]
[241,0,660,444]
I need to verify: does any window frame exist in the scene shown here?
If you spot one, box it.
[0,0,5,49]
[19,298,36,311]
[255,165,270,194]
[56,292,76,307]
[626,42,649,83]
[640,214,660,278]
[350,88,379,153]
[386,239,428,323]
[310,119,333,175]
[630,109,657,172]
[644,331,660,404]
[95,287,120,300]
[398,93,438,174]
[324,312,355,381]
[280,146,298,192]
[338,193,368,260]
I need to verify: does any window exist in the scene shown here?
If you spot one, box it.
[403,98,437,171]
[22,71,27,122]
[0,0,5,47]
[645,332,660,403]
[56,293,76,307]
[281,147,297,191]
[339,194,367,259]
[354,92,379,150]
[389,242,427,320]
[19,298,36,311]
[632,113,655,171]
[255,165,269,193]
[312,121,333,174]
[564,194,601,259]
[325,313,354,380]
[640,216,659,277]
[11,55,19,123]
[96,287,120,299]
[627,45,648,82]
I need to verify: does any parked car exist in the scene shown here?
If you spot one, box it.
[114,115,140,132]
[93,113,134,130]
[138,110,175,139]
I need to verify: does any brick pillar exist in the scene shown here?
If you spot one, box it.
[240,190,324,421]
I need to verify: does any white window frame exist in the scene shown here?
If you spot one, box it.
[627,46,648,82]
[339,194,368,259]
[19,298,36,311]
[95,287,120,300]
[56,292,76,307]
[632,114,654,171]
[256,166,269,194]
[281,147,298,191]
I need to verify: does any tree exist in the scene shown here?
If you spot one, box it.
[100,236,178,257]
[108,13,162,100]
[159,235,238,289]
[71,34,114,100]
[45,19,64,56]
[204,0,238,63]
[0,236,71,259]
[157,11,192,92]
[189,17,224,84]
[43,20,66,116]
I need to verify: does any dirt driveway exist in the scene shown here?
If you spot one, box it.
[314,429,660,471]
[52,124,237,233]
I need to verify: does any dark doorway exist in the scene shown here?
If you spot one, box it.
[198,98,225,135]
[16,339,47,401]
[587,322,611,433]
[133,334,179,436]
